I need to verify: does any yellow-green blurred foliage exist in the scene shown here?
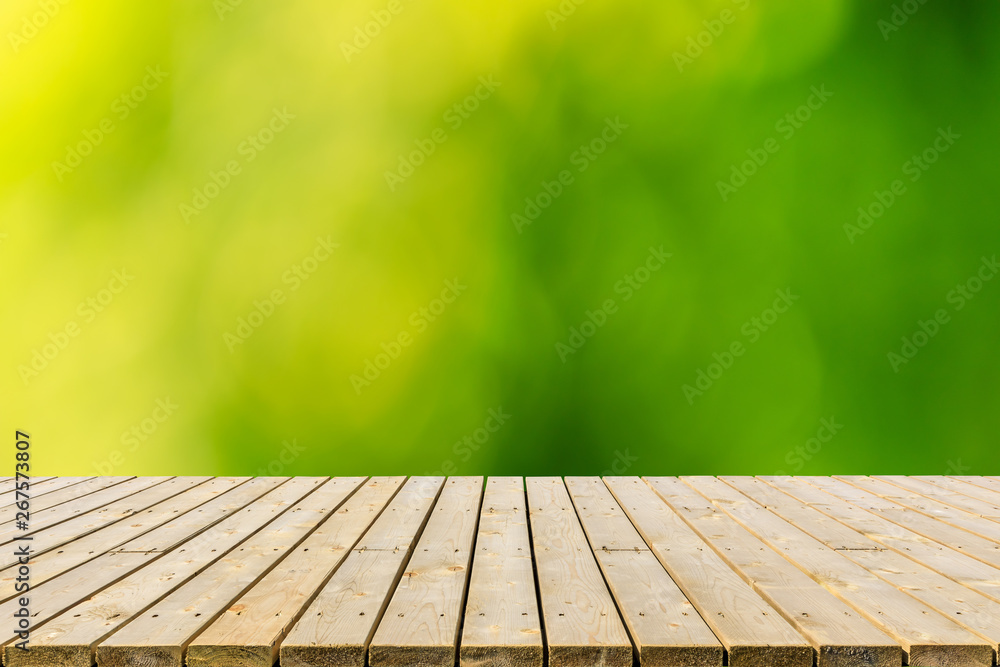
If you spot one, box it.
[2,0,998,475]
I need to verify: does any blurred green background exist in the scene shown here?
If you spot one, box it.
[2,0,997,477]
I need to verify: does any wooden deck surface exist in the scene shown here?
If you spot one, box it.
[5,475,1000,667]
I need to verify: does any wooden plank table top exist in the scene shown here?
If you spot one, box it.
[7,475,999,667]
[369,477,483,667]
[678,476,993,666]
[459,476,542,667]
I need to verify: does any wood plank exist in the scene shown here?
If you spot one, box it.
[369,477,483,667]
[4,474,995,665]
[96,477,367,667]
[805,476,1000,569]
[878,476,1000,521]
[606,477,811,667]
[0,477,248,602]
[0,477,208,568]
[948,476,1000,497]
[459,476,542,667]
[526,477,632,667]
[187,477,406,667]
[0,476,172,546]
[763,476,1000,604]
[565,477,723,667]
[674,476,993,667]
[1,475,55,489]
[4,477,325,667]
[0,477,91,510]
[646,477,899,667]
[280,476,445,667]
[950,477,1000,496]
[834,476,1000,547]
[920,476,1000,506]
[724,477,1000,657]
[0,477,132,528]
[0,477,288,654]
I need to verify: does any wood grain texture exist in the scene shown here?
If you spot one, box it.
[565,476,723,667]
[0,476,144,535]
[460,476,542,667]
[0,477,248,602]
[96,477,367,667]
[280,476,445,667]
[915,475,1000,507]
[0,477,286,654]
[647,477,898,667]
[5,476,996,667]
[679,476,993,667]
[876,475,1000,522]
[950,477,1000,496]
[0,476,95,513]
[763,476,1000,606]
[4,478,322,667]
[836,476,1000,541]
[369,477,483,667]
[187,477,405,667]
[608,477,812,667]
[0,476,185,554]
[526,477,632,667]
[724,476,1000,656]
[814,476,1000,566]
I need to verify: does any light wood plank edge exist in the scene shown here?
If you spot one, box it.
[693,477,994,667]
[0,477,91,511]
[459,477,543,667]
[95,478,368,667]
[527,477,632,667]
[921,476,1000,507]
[0,478,284,666]
[368,477,485,667]
[185,478,405,667]
[279,477,447,667]
[833,476,1000,543]
[874,476,1000,522]
[0,477,140,530]
[2,477,312,667]
[634,477,818,667]
[949,477,1000,496]
[567,477,722,667]
[0,476,179,547]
